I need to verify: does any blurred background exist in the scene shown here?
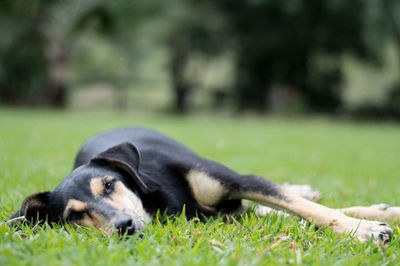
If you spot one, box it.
[0,0,399,119]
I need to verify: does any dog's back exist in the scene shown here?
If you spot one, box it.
[74,127,197,169]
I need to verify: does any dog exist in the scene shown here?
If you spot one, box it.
[8,127,400,242]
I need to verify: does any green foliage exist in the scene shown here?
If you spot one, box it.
[1,0,399,115]
[1,109,400,264]
[0,0,49,105]
[0,0,162,106]
[211,0,384,112]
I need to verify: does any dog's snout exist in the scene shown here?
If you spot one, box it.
[114,215,135,235]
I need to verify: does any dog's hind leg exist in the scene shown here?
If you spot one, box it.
[242,184,322,217]
[243,183,399,222]
[187,159,393,242]
[336,204,400,222]
[249,183,399,222]
[224,174,392,242]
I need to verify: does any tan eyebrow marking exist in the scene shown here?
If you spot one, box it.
[63,199,87,218]
[90,178,103,196]
[90,176,115,196]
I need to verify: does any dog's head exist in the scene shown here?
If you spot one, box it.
[10,142,149,236]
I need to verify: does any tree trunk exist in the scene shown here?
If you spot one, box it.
[45,41,68,108]
[383,0,400,67]
[169,34,190,114]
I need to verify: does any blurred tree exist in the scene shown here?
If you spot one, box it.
[383,0,400,63]
[161,0,228,113]
[209,0,381,113]
[383,0,400,119]
[349,0,400,119]
[0,0,397,116]
[0,0,50,105]
[0,0,159,107]
[0,0,108,107]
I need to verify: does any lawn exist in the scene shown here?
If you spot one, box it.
[1,108,400,265]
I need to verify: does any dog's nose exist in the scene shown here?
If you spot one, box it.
[114,215,135,235]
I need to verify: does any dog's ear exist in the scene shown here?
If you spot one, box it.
[90,142,148,190]
[9,191,52,224]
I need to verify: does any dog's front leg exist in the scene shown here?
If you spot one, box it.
[337,204,400,222]
[230,175,393,243]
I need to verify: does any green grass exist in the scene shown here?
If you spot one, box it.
[1,108,400,265]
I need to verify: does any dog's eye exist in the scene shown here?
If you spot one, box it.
[104,180,114,194]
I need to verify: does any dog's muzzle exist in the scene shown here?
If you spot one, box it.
[113,214,136,235]
[113,214,145,238]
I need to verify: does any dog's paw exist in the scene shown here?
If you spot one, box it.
[355,220,392,243]
[254,205,289,217]
[282,183,323,202]
[337,218,393,243]
[254,205,274,216]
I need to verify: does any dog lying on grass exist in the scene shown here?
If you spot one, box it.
[8,127,400,242]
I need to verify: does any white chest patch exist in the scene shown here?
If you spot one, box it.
[186,170,226,207]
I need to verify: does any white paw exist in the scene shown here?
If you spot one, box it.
[338,218,393,243]
[254,205,289,217]
[254,205,274,216]
[282,183,323,202]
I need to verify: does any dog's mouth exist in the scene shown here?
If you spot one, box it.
[63,211,146,238]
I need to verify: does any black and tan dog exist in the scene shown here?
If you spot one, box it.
[8,127,400,242]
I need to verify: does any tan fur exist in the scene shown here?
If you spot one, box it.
[237,188,392,242]
[78,211,109,231]
[63,199,87,219]
[76,176,152,230]
[240,190,349,230]
[186,170,226,208]
[337,204,400,221]
[106,181,152,224]
[90,176,109,196]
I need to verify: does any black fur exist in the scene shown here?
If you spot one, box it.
[10,127,283,229]
[74,127,283,218]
